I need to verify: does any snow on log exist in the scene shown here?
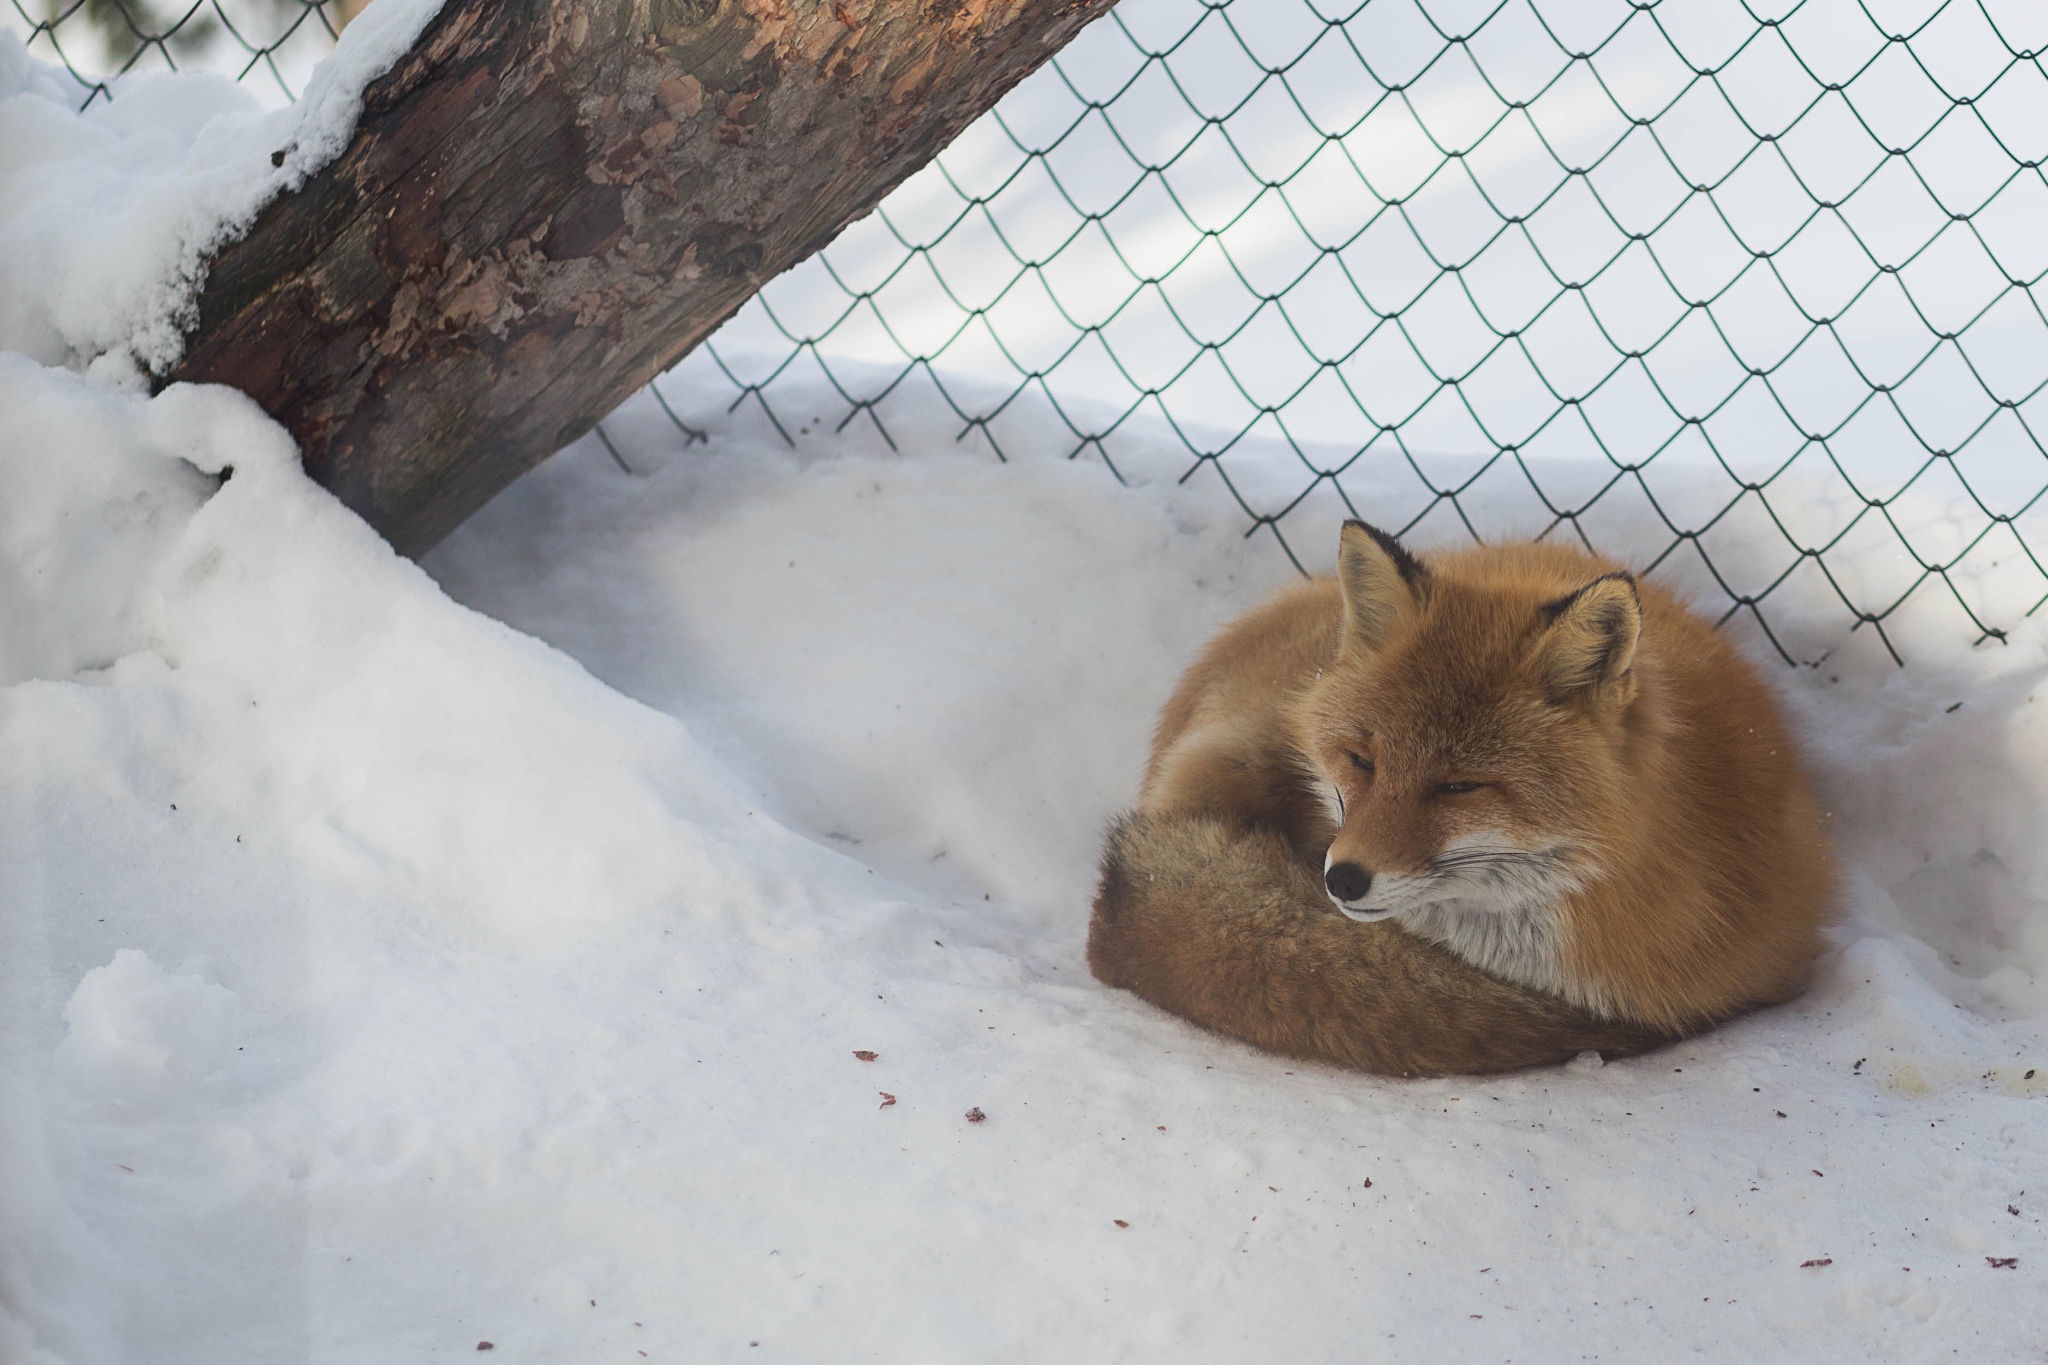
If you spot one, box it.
[169,0,1116,555]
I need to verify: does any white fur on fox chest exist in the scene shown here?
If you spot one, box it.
[1398,895,1573,1000]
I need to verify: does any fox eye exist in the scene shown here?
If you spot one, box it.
[1437,780,1485,796]
[1348,752,1374,776]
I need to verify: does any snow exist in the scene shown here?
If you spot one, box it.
[57,950,245,1116]
[2,18,2046,1365]
[4,348,2044,1362]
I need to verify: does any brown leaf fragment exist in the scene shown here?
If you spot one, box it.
[476,1344,494,1353]
[2009,1205,2021,1216]
[1113,1219,1129,1228]
[1362,1178,1373,1188]
[852,1050,878,1061]
[1800,1258,1832,1268]
[1987,1257,2018,1269]
[878,1092,896,1108]
[965,1107,986,1123]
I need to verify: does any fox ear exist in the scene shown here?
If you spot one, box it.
[1337,519,1429,651]
[1536,573,1641,705]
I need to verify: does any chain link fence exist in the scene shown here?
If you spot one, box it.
[12,0,2047,664]
[8,0,360,104]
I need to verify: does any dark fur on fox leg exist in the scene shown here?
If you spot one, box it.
[1087,812,1677,1077]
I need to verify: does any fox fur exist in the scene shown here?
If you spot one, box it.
[1087,521,1837,1076]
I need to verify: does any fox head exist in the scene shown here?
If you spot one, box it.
[1291,520,1646,976]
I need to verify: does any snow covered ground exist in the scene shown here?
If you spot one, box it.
[4,16,2048,1365]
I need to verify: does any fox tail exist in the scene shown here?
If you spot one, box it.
[1087,811,1677,1076]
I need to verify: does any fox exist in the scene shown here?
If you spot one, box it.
[1087,519,1837,1076]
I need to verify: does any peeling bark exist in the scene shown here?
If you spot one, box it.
[170,0,1116,554]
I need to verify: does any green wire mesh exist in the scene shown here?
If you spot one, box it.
[14,0,2048,664]
[8,0,356,104]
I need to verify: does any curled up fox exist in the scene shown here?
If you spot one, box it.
[1087,521,1837,1076]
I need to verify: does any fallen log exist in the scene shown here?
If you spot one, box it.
[170,0,1115,554]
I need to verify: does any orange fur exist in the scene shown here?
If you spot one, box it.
[1089,521,1837,1073]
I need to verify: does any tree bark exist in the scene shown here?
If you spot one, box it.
[169,0,1115,555]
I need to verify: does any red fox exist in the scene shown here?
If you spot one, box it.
[1087,520,1837,1075]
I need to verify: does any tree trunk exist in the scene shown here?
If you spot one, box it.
[169,0,1115,555]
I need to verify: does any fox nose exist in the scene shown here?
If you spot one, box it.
[1325,861,1373,904]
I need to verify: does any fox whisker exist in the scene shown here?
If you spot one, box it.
[1425,846,1583,894]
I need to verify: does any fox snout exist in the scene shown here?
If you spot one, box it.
[1324,857,1397,921]
[1325,860,1371,902]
